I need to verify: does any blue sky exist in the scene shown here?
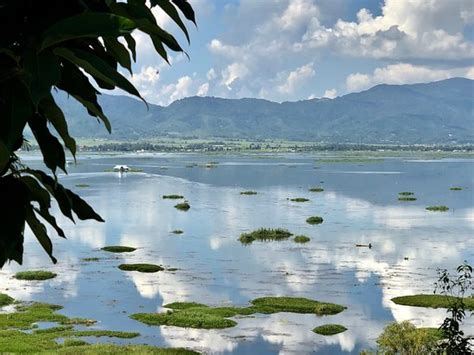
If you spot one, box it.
[125,0,474,105]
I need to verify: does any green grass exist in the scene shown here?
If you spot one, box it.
[171,230,184,234]
[239,228,292,244]
[425,205,449,212]
[0,293,14,307]
[163,195,184,199]
[398,192,414,196]
[398,196,417,201]
[118,264,164,273]
[309,187,324,192]
[131,296,346,329]
[313,324,347,335]
[294,235,310,243]
[0,294,197,354]
[101,246,136,253]
[15,271,57,281]
[306,216,323,225]
[240,191,257,195]
[174,202,190,211]
[75,184,90,188]
[391,294,474,310]
[289,197,309,202]
[81,257,100,262]
[449,187,463,190]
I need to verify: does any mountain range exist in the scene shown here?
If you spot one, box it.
[55,77,474,144]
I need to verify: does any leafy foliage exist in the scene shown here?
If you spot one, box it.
[0,0,194,267]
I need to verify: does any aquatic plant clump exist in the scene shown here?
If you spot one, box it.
[171,230,184,234]
[130,297,346,330]
[101,246,136,253]
[163,195,184,199]
[118,264,164,273]
[398,192,414,196]
[306,216,323,225]
[309,187,324,192]
[174,202,190,211]
[449,187,462,191]
[14,271,57,281]
[75,184,90,188]
[289,197,310,202]
[240,191,257,195]
[312,324,347,335]
[81,257,100,262]
[294,235,310,243]
[398,196,417,201]
[239,228,293,244]
[0,294,14,307]
[391,294,474,310]
[426,205,449,212]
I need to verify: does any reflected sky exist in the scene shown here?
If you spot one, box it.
[1,153,473,354]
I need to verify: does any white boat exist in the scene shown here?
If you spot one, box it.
[113,165,130,172]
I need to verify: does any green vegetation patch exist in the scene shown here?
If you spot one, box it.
[174,202,190,211]
[239,228,292,244]
[313,324,347,335]
[163,195,184,199]
[306,216,323,225]
[309,187,324,192]
[294,235,310,243]
[171,230,184,234]
[250,297,346,315]
[81,257,100,262]
[101,246,136,253]
[75,184,90,188]
[425,205,449,212]
[391,294,474,310]
[289,197,309,202]
[398,192,414,196]
[131,296,346,330]
[0,294,196,354]
[0,293,14,307]
[15,270,57,281]
[398,196,417,201]
[118,264,164,273]
[240,191,257,195]
[449,187,462,190]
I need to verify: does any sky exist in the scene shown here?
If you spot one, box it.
[123,0,474,105]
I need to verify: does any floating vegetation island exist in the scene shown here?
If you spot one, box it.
[426,205,449,212]
[171,230,184,234]
[391,294,474,310]
[101,246,136,253]
[0,293,14,307]
[294,235,310,243]
[14,271,57,281]
[81,257,100,262]
[118,264,164,273]
[174,202,190,211]
[131,296,346,330]
[239,228,292,244]
[312,324,347,336]
[398,196,417,201]
[0,294,197,354]
[75,184,90,188]
[309,187,324,192]
[398,191,414,196]
[449,187,463,191]
[306,216,324,225]
[163,195,184,199]
[240,191,257,195]
[289,197,310,202]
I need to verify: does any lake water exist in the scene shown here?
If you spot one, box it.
[1,152,473,354]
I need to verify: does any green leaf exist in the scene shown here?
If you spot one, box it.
[54,47,143,101]
[40,12,136,50]
[23,50,61,107]
[104,37,132,74]
[34,207,66,239]
[124,34,137,62]
[25,207,57,264]
[72,95,112,133]
[151,0,190,42]
[40,94,77,157]
[0,141,8,172]
[25,169,75,223]
[28,114,66,173]
[171,0,196,25]
[21,175,51,211]
[65,189,105,222]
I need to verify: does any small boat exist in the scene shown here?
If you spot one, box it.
[113,165,130,172]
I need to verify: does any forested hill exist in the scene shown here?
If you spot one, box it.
[56,78,474,144]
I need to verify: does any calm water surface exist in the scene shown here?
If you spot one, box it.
[1,153,473,354]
